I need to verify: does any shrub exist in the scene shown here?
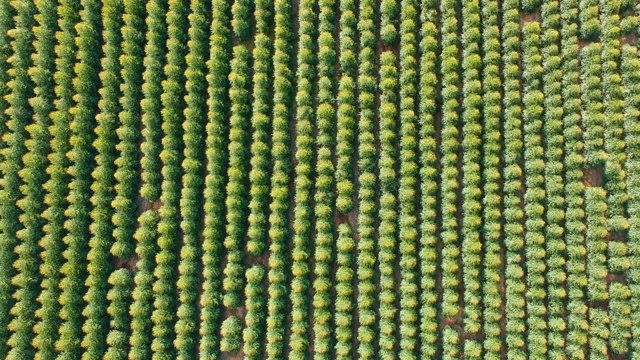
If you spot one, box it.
[220,316,242,353]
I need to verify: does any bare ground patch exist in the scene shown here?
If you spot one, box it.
[584,165,604,187]
[519,9,541,25]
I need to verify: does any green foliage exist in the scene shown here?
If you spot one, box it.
[522,0,541,11]
[501,0,527,357]
[129,210,158,360]
[540,1,567,358]
[334,224,354,360]
[0,1,639,359]
[33,1,77,357]
[22,0,59,359]
[81,0,122,357]
[461,0,483,348]
[377,50,398,360]
[245,0,272,257]
[265,1,293,358]
[622,44,640,359]
[586,187,609,302]
[620,15,638,35]
[139,0,167,203]
[609,283,631,354]
[580,43,607,167]
[199,1,231,357]
[600,0,629,232]
[481,0,502,356]
[232,0,252,41]
[128,1,165,357]
[313,1,336,359]
[57,0,102,357]
[222,45,251,311]
[589,309,610,360]
[398,1,420,358]
[356,1,378,358]
[174,0,211,357]
[288,1,315,356]
[521,22,548,359]
[380,0,398,44]
[105,269,132,360]
[335,0,357,214]
[111,0,146,259]
[150,0,189,357]
[561,0,588,357]
[220,316,242,353]
[0,2,14,355]
[579,0,600,39]
[243,265,266,360]
[439,0,461,353]
[6,1,37,359]
[418,1,439,357]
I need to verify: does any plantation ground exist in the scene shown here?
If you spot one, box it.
[1,0,640,359]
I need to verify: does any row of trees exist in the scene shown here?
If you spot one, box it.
[105,269,132,360]
[380,0,398,44]
[501,0,527,356]
[138,0,165,202]
[335,0,357,214]
[480,0,503,355]
[200,0,231,357]
[398,0,420,358]
[110,0,146,260]
[175,0,211,356]
[0,0,15,354]
[264,1,293,358]
[220,45,252,357]
[243,265,266,360]
[231,0,251,41]
[586,187,609,302]
[246,0,272,257]
[589,307,610,360]
[540,1,567,358]
[609,282,632,354]
[460,0,483,352]
[579,0,600,39]
[222,44,251,312]
[522,21,548,359]
[313,0,336,358]
[334,224,354,360]
[129,210,158,359]
[150,0,189,356]
[7,1,39,359]
[417,0,439,356]
[34,0,75,357]
[581,43,607,166]
[288,0,314,355]
[129,0,165,357]
[58,0,102,357]
[560,0,589,356]
[600,0,628,232]
[356,0,378,358]
[334,4,358,353]
[440,0,461,354]
[377,50,399,360]
[622,44,640,358]
[83,0,120,357]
